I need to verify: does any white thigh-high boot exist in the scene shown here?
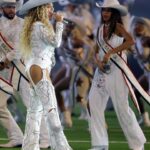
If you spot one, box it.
[19,78,50,148]
[34,78,72,150]
[22,88,43,150]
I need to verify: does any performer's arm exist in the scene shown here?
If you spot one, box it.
[111,23,134,53]
[40,12,64,48]
[103,23,134,63]
[0,62,5,70]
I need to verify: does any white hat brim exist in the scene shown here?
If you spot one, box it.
[19,0,58,15]
[0,0,23,12]
[131,16,147,25]
[0,2,16,7]
[96,2,127,16]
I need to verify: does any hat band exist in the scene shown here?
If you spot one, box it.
[2,2,16,7]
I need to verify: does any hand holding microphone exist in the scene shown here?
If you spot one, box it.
[52,12,73,24]
[52,12,64,22]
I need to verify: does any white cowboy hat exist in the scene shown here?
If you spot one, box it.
[130,16,150,33]
[0,0,23,11]
[131,16,149,26]
[58,0,70,6]
[96,0,128,16]
[19,0,58,15]
[58,0,77,6]
[0,0,16,7]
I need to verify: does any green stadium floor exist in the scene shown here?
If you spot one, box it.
[0,101,150,150]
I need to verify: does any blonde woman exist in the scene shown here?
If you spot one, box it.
[19,0,72,150]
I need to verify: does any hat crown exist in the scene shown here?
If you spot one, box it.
[102,0,120,7]
[96,0,127,16]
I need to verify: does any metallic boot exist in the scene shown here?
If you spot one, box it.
[22,88,43,150]
[35,79,72,150]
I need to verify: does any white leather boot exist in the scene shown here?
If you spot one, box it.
[35,79,72,150]
[22,88,43,150]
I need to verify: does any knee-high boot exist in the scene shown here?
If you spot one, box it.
[35,79,72,150]
[22,88,43,150]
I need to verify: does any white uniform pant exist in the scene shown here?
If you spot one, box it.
[0,91,23,144]
[19,79,50,145]
[89,68,146,149]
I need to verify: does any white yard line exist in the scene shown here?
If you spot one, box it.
[65,128,150,133]
[69,140,150,144]
[0,138,150,144]
[0,138,7,141]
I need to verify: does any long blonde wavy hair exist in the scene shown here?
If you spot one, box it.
[20,4,54,58]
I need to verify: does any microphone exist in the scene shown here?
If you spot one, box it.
[63,18,75,25]
[52,12,74,25]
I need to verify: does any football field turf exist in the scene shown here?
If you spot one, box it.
[0,102,150,150]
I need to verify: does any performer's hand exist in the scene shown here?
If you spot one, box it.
[144,63,150,72]
[3,58,10,69]
[0,62,5,71]
[53,12,64,22]
[102,53,111,64]
[75,48,84,60]
[94,53,105,71]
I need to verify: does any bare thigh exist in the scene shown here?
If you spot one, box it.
[28,65,50,85]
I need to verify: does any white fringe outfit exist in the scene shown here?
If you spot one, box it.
[22,21,72,150]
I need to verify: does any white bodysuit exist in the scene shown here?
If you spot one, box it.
[25,21,63,73]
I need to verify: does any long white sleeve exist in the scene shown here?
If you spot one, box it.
[39,22,64,48]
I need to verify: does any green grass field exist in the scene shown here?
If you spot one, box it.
[0,101,150,150]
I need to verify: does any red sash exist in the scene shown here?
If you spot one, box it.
[97,26,150,112]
